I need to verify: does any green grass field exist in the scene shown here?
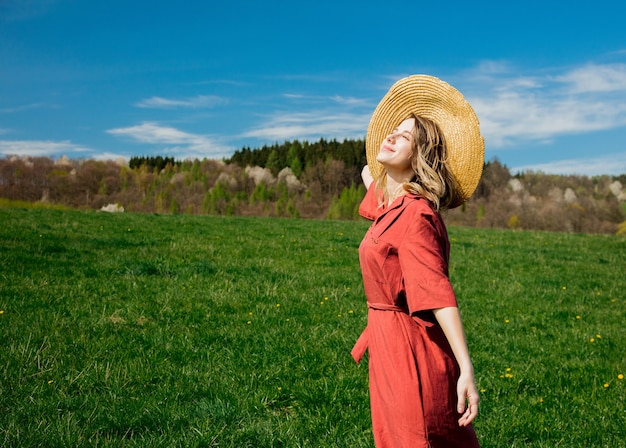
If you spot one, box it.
[1,208,625,447]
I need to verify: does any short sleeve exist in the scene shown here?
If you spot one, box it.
[398,206,458,314]
[359,182,381,221]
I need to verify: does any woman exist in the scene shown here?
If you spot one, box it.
[351,75,484,448]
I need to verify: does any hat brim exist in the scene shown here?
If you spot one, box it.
[366,75,484,208]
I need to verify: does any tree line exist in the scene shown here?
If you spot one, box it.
[1,139,625,234]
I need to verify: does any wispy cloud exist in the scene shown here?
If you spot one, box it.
[0,140,93,157]
[0,102,54,113]
[282,93,368,106]
[241,111,370,141]
[244,62,626,153]
[511,152,626,176]
[135,95,226,109]
[466,62,626,147]
[184,79,250,87]
[330,95,369,106]
[555,63,626,94]
[106,122,234,159]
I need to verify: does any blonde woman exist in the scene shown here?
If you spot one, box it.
[352,75,484,448]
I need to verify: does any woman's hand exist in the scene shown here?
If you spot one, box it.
[456,371,479,426]
[432,307,479,426]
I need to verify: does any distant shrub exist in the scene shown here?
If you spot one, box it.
[1,151,624,233]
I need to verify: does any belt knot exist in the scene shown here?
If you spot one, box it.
[367,301,409,314]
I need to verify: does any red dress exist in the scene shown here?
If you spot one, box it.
[352,184,480,448]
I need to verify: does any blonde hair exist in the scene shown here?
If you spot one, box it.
[375,114,459,211]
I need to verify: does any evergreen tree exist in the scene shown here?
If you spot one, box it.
[287,144,303,177]
[266,150,280,176]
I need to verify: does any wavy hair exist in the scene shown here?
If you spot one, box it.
[375,114,459,211]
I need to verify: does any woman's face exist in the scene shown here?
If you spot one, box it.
[376,117,416,175]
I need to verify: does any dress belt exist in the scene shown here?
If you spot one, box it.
[351,301,409,363]
[366,301,409,314]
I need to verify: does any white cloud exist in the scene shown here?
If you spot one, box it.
[555,63,626,94]
[240,111,370,142]
[246,62,626,152]
[0,140,92,157]
[511,152,626,176]
[106,122,234,159]
[466,62,626,147]
[283,93,305,99]
[135,95,226,109]
[282,93,368,106]
[0,102,52,113]
[330,95,368,106]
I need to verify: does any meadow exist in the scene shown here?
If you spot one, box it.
[0,208,624,447]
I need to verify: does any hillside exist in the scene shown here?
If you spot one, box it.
[1,139,625,234]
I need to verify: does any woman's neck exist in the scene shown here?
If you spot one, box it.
[385,169,411,204]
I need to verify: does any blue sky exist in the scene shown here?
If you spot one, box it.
[1,0,626,176]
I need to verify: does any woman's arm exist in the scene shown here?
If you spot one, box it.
[432,306,480,426]
[361,165,373,190]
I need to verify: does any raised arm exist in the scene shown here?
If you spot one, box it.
[361,165,374,190]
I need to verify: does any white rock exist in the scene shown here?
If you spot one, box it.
[564,188,577,204]
[278,167,302,192]
[245,166,275,185]
[100,203,125,213]
[508,178,524,193]
[609,180,622,197]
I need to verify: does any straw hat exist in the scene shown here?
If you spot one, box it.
[366,75,484,208]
